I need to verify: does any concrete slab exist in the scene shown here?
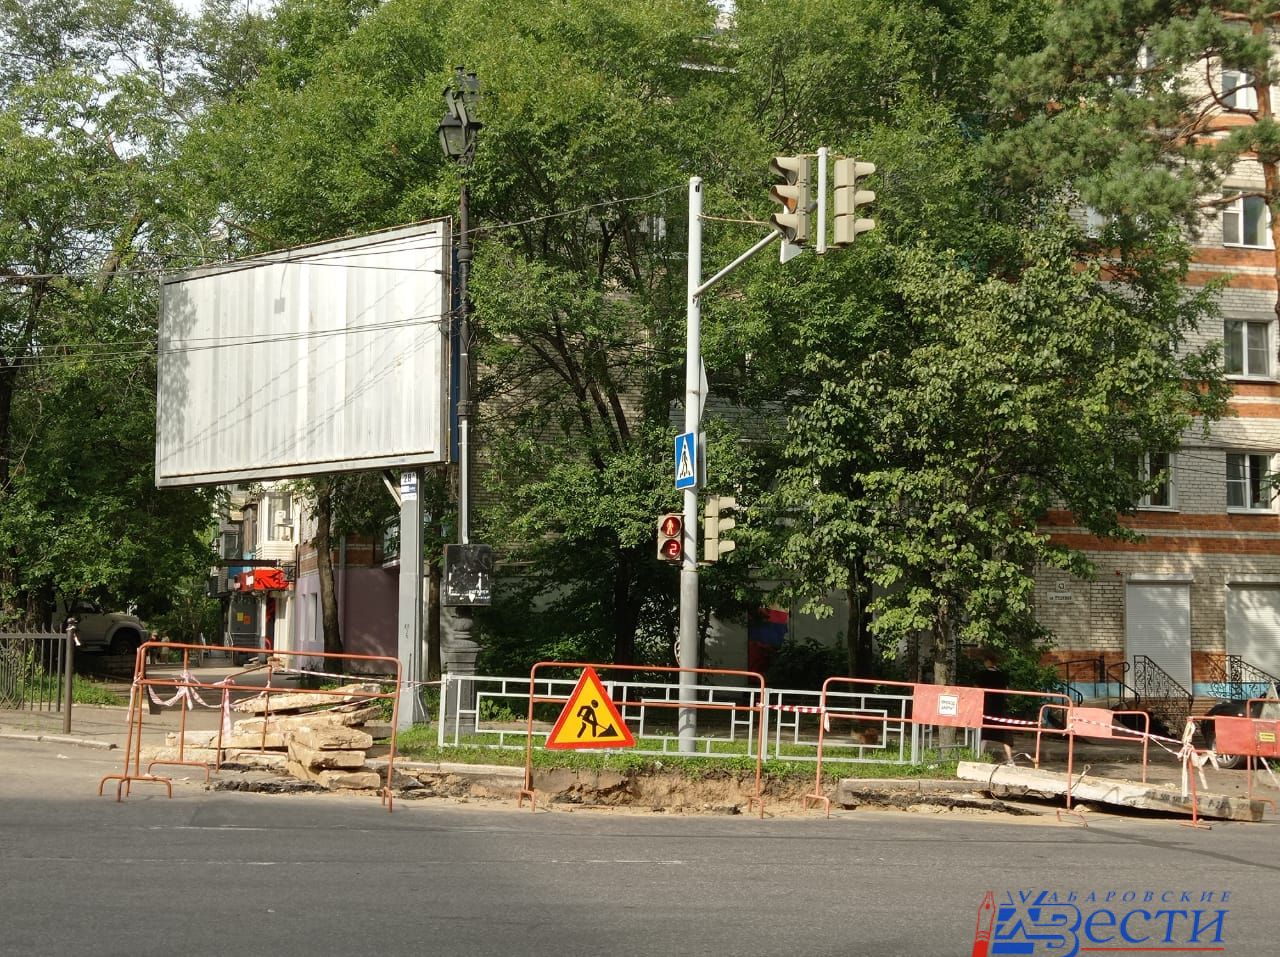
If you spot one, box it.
[957,761,1267,822]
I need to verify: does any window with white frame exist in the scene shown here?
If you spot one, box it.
[1225,319,1272,377]
[1221,66,1257,110]
[1138,452,1174,509]
[1227,452,1275,510]
[1222,193,1271,247]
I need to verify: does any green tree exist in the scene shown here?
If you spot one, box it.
[992,1,1280,315]
[0,0,270,625]
[727,1,1231,684]
[186,0,767,670]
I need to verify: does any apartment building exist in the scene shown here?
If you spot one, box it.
[1036,67,1280,710]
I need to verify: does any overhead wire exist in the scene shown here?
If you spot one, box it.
[0,182,685,284]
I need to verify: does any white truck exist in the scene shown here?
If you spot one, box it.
[52,600,147,656]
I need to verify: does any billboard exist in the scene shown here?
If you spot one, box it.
[156,220,450,487]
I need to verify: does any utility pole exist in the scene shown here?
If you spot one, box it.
[677,178,703,752]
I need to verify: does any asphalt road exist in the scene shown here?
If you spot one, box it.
[1,739,1276,957]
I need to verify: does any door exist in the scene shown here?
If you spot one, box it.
[1125,582,1192,689]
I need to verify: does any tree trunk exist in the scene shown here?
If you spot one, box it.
[1254,18,1280,330]
[0,362,14,491]
[611,547,638,664]
[932,613,957,747]
[314,481,343,666]
[845,554,875,677]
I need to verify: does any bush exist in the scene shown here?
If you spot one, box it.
[765,636,846,690]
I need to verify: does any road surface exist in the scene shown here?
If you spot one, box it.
[1,738,1275,956]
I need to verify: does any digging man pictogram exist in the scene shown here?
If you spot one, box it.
[576,699,619,739]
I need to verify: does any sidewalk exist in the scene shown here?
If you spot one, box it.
[0,660,306,751]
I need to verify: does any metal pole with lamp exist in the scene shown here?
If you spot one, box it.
[436,68,487,727]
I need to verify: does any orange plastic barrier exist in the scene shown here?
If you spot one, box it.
[914,684,984,727]
[1210,701,1280,807]
[97,641,403,811]
[1213,715,1280,759]
[1040,705,1151,809]
[517,661,768,816]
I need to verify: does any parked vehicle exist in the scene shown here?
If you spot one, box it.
[1200,694,1280,770]
[52,600,147,657]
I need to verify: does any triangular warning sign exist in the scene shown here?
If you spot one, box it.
[545,666,636,750]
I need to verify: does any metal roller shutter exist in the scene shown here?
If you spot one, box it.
[1226,586,1280,677]
[1124,582,1192,689]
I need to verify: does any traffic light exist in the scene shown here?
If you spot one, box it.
[832,158,876,246]
[769,156,811,245]
[656,513,684,562]
[703,495,737,563]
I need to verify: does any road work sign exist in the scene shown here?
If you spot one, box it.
[545,666,636,750]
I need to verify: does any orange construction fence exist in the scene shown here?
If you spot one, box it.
[803,677,1072,817]
[516,661,768,816]
[1207,698,1280,808]
[1037,704,1151,809]
[97,641,403,812]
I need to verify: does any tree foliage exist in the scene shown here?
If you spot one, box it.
[1,0,1238,689]
[0,0,270,624]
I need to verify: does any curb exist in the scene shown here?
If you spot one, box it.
[0,731,116,751]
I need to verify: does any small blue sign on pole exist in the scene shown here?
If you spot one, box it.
[674,432,698,490]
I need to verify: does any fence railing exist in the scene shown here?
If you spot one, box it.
[0,629,73,732]
[1200,654,1280,701]
[439,672,959,766]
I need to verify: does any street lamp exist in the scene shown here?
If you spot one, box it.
[436,68,484,709]
[437,67,482,548]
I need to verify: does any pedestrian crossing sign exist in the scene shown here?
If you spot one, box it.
[674,431,697,490]
[545,666,636,750]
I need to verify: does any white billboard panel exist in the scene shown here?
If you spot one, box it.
[156,220,451,487]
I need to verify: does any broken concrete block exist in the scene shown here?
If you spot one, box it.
[286,760,381,791]
[287,725,373,751]
[287,739,367,770]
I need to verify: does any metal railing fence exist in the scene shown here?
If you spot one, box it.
[438,672,934,765]
[0,628,73,732]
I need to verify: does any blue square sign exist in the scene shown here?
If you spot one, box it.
[674,431,697,490]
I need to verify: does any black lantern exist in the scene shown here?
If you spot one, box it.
[437,67,482,165]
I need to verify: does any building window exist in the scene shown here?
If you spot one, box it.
[1139,452,1174,509]
[1227,452,1275,511]
[1225,319,1272,377]
[1222,194,1271,247]
[1221,67,1257,111]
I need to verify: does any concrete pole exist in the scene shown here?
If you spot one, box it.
[397,469,424,729]
[678,176,702,753]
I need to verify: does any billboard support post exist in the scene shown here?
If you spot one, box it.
[397,469,424,729]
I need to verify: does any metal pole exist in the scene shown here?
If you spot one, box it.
[62,628,74,735]
[397,469,424,729]
[816,146,828,255]
[678,176,702,753]
[457,180,472,546]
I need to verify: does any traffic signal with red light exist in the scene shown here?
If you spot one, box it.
[656,513,684,562]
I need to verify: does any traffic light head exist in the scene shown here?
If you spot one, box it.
[703,495,738,563]
[832,158,876,246]
[769,155,811,245]
[657,513,684,562]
